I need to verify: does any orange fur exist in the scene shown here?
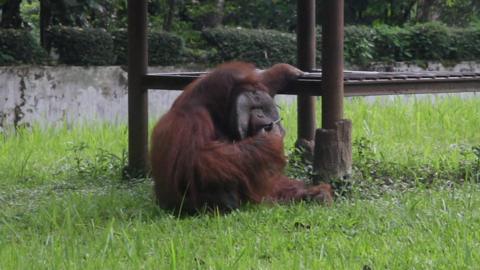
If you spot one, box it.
[150,62,332,214]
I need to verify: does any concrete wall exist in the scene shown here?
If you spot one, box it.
[0,66,189,130]
[367,61,480,72]
[1,62,480,129]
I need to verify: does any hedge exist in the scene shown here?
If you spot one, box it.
[202,26,380,67]
[112,29,185,65]
[343,25,377,66]
[0,29,47,65]
[203,24,480,67]
[49,26,115,65]
[405,22,453,61]
[366,22,480,64]
[372,25,412,62]
[202,27,297,68]
[1,24,480,67]
[451,28,480,61]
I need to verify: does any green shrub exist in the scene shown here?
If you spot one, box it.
[344,25,376,67]
[372,25,411,62]
[111,29,128,65]
[0,29,47,65]
[149,31,185,65]
[112,29,185,65]
[367,23,480,64]
[451,27,480,61]
[202,27,296,68]
[49,26,114,65]
[201,24,480,68]
[403,22,453,61]
[3,23,479,67]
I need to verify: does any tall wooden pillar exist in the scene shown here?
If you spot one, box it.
[127,0,149,177]
[314,0,352,182]
[295,0,317,159]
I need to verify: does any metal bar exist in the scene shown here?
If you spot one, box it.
[297,77,480,96]
[296,0,317,141]
[145,72,480,81]
[143,74,197,89]
[143,73,480,96]
[127,0,149,175]
[344,79,480,96]
[321,0,345,129]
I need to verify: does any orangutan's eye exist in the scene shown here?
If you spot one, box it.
[263,122,274,132]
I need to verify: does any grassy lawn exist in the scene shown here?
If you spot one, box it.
[1,96,479,269]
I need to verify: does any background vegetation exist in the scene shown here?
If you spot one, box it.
[1,0,480,67]
[2,23,480,67]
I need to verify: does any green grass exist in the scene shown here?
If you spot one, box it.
[1,96,480,269]
[282,95,480,164]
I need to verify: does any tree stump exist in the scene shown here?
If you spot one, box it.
[295,138,314,162]
[313,119,352,183]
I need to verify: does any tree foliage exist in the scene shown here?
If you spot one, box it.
[2,0,479,32]
[318,0,480,26]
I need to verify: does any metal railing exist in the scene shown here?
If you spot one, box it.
[143,70,480,96]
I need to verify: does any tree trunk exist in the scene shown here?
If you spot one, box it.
[40,0,52,51]
[163,0,176,32]
[216,0,225,18]
[402,0,416,24]
[417,0,436,22]
[211,0,225,27]
[0,0,23,28]
[313,120,352,183]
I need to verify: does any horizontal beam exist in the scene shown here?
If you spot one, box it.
[143,73,480,96]
[310,77,480,96]
[143,74,198,90]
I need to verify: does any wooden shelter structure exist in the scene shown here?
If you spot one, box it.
[126,0,480,179]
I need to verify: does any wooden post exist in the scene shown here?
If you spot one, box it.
[314,120,352,181]
[295,0,316,160]
[314,0,352,182]
[127,0,149,177]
